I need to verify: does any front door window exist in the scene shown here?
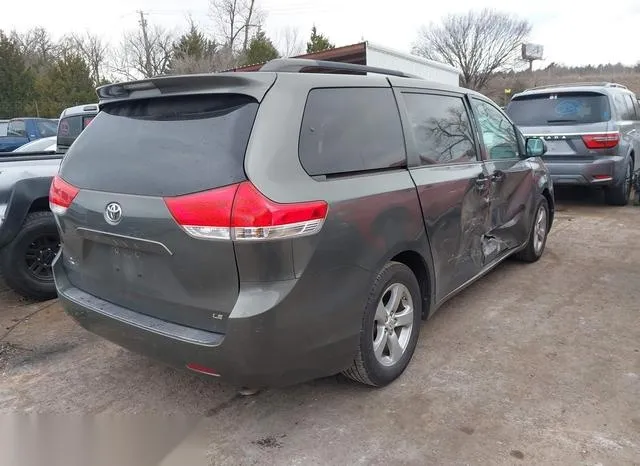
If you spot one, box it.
[472,99,519,160]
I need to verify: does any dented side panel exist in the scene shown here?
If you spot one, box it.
[483,158,536,260]
[408,162,492,303]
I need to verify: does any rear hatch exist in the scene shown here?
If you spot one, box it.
[506,91,617,160]
[54,73,276,333]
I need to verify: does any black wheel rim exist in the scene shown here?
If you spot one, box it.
[24,235,59,281]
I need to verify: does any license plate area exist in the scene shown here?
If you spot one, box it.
[75,227,172,287]
[544,140,571,153]
[110,245,146,281]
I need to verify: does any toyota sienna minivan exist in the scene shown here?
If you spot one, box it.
[51,59,553,388]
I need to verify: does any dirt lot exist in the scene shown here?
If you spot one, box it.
[1,189,639,465]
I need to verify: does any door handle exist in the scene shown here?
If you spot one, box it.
[491,171,505,183]
[475,175,488,190]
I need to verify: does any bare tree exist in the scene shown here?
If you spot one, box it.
[65,32,109,84]
[112,12,175,79]
[277,26,303,57]
[209,0,262,54]
[10,27,59,67]
[413,9,531,91]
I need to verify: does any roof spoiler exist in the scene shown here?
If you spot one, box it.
[523,82,628,92]
[96,73,277,105]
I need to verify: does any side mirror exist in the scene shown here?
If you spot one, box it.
[526,137,547,157]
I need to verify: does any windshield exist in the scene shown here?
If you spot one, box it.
[506,92,611,126]
[37,119,58,137]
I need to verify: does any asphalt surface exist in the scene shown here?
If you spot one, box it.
[1,188,639,465]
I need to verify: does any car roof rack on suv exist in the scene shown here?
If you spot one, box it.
[259,58,421,79]
[524,82,628,92]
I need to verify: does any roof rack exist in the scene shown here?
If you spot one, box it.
[259,58,421,79]
[524,82,628,92]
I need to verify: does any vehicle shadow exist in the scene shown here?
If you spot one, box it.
[553,186,607,209]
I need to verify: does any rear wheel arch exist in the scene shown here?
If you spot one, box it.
[390,250,432,320]
[0,177,54,248]
[29,196,50,213]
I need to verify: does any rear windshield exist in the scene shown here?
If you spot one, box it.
[60,94,259,197]
[57,114,96,150]
[506,92,611,126]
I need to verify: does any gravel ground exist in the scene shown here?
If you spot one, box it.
[1,189,639,465]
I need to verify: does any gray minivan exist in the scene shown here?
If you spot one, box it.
[51,59,554,388]
[507,82,640,205]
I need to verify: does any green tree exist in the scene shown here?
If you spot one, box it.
[306,25,334,54]
[173,20,217,61]
[0,30,35,117]
[31,52,96,117]
[242,29,279,66]
[168,20,221,74]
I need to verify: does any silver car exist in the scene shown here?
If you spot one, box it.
[506,82,640,205]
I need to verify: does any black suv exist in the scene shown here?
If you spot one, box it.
[52,59,554,388]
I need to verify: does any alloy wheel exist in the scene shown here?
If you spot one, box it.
[373,283,414,367]
[533,206,547,255]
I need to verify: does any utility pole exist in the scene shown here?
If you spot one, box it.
[138,10,153,77]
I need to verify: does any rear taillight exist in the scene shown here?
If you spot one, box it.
[582,132,620,149]
[164,181,328,241]
[163,184,239,240]
[49,175,79,215]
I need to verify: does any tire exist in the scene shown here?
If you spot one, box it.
[514,196,549,263]
[605,159,633,206]
[343,261,422,387]
[0,212,59,301]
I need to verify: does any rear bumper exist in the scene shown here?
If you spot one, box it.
[544,156,625,186]
[53,255,364,387]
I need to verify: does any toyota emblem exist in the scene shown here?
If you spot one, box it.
[104,202,123,225]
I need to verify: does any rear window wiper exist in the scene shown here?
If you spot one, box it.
[547,119,578,123]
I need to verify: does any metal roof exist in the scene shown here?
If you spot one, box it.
[226,42,367,73]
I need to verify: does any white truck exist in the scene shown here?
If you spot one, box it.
[362,42,461,86]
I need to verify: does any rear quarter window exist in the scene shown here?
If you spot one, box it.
[613,93,636,120]
[299,88,406,176]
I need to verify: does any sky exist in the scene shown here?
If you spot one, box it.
[2,0,640,67]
